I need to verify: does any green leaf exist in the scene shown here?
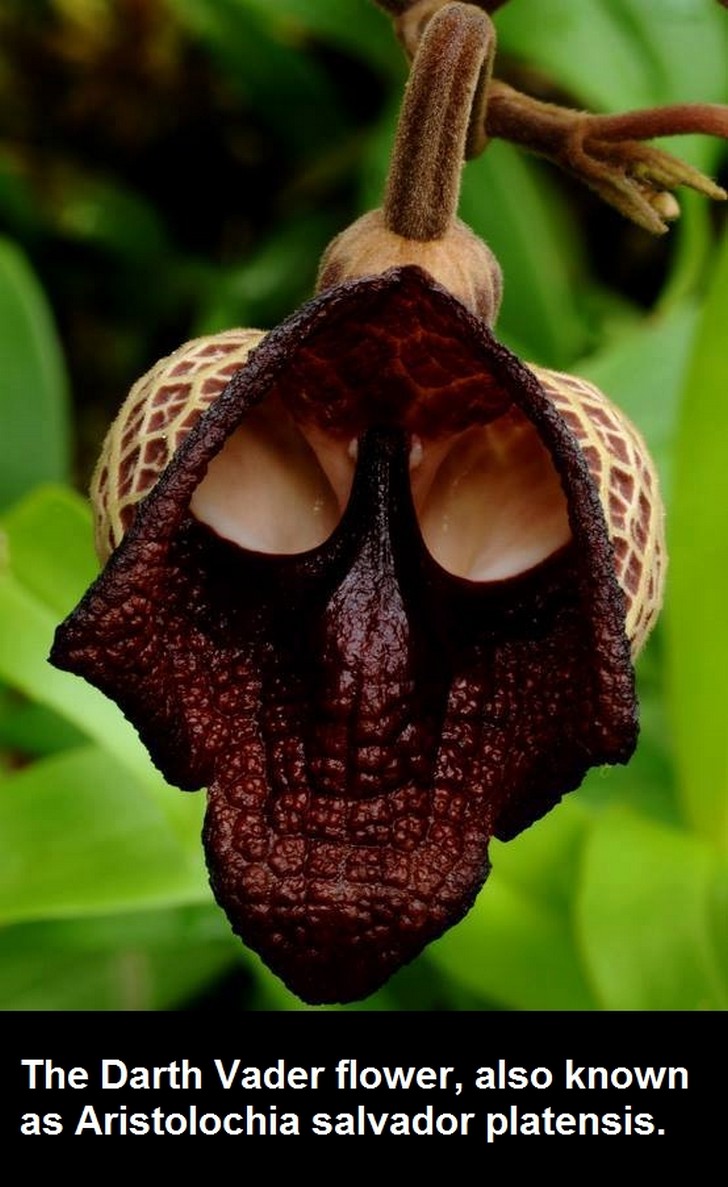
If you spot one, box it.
[429,805,597,1010]
[0,153,44,242]
[708,858,728,993]
[0,566,149,781]
[496,0,728,114]
[193,211,338,335]
[460,142,593,368]
[55,176,170,263]
[577,806,728,1010]
[1,484,99,618]
[357,94,403,212]
[497,0,657,111]
[608,0,728,108]
[430,872,596,1010]
[168,0,347,155]
[484,799,590,911]
[0,238,70,508]
[0,693,86,759]
[0,555,202,847]
[238,0,402,76]
[576,637,681,829]
[0,746,207,925]
[0,907,236,1010]
[578,301,699,499]
[667,229,728,844]
[660,192,715,312]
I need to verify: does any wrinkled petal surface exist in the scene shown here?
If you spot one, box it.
[51,267,636,1003]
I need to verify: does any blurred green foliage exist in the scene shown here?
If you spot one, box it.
[0,0,727,1011]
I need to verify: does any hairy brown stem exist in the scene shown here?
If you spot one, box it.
[587,104,728,142]
[486,81,728,232]
[487,83,728,155]
[376,2,728,235]
[384,2,495,240]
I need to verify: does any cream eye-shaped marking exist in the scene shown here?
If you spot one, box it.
[413,408,571,581]
[190,396,355,554]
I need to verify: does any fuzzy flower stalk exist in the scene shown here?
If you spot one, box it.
[376,0,728,233]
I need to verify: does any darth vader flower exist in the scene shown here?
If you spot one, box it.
[50,3,683,1003]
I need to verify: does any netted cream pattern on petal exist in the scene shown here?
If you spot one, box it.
[92,328,266,561]
[531,365,666,658]
[91,329,664,660]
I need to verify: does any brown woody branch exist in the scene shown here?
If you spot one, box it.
[374,1,728,234]
[486,82,728,233]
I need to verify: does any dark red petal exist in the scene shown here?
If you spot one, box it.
[51,267,636,1003]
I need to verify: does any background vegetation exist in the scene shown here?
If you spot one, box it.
[1,0,727,1011]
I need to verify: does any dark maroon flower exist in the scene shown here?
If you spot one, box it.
[50,265,646,1002]
[50,2,678,1003]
